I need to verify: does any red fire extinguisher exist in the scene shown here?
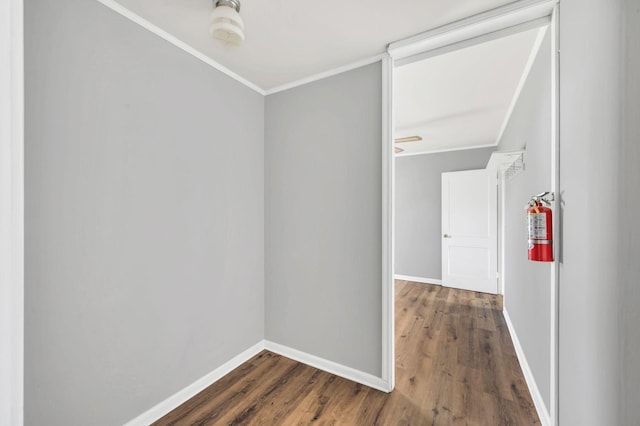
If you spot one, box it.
[527,192,554,262]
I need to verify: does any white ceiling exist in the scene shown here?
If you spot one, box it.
[110,0,515,92]
[104,0,544,156]
[394,26,544,156]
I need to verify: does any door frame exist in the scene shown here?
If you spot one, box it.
[1,0,24,424]
[381,0,560,424]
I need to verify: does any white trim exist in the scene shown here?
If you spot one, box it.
[124,338,395,424]
[92,1,387,96]
[381,54,395,392]
[265,54,385,95]
[494,25,549,145]
[385,3,560,424]
[503,309,551,426]
[394,16,550,68]
[95,0,266,95]
[395,143,498,158]
[387,0,558,61]
[264,341,391,393]
[394,275,442,285]
[499,177,506,297]
[548,6,560,425]
[488,172,499,295]
[123,341,266,426]
[0,0,24,424]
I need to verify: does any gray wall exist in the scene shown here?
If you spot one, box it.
[622,0,640,423]
[498,30,552,410]
[265,63,382,376]
[22,1,639,425]
[394,148,495,280]
[24,0,264,424]
[559,0,623,424]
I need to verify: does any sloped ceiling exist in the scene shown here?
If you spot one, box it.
[394,27,545,155]
[107,0,515,92]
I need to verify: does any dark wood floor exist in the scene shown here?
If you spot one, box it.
[154,281,539,425]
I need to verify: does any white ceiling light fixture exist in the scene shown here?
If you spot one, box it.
[210,0,244,45]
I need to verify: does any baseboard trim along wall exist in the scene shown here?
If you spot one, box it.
[503,309,551,426]
[123,312,546,424]
[264,340,391,393]
[394,274,442,285]
[123,341,265,426]
[125,339,391,424]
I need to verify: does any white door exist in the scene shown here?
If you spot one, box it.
[442,169,497,294]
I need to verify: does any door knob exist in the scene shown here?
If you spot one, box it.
[443,234,451,238]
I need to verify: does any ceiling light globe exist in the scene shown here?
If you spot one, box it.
[210,5,244,45]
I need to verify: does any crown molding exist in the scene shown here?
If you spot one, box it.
[96,1,389,97]
[96,0,267,95]
[264,54,385,95]
[388,0,558,61]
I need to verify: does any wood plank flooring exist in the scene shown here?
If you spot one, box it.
[153,281,539,425]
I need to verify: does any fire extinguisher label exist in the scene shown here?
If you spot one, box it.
[528,213,547,239]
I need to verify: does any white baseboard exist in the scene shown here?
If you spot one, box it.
[503,309,551,426]
[394,274,442,285]
[125,339,391,424]
[264,340,391,393]
[123,340,266,426]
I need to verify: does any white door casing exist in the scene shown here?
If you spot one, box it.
[385,1,559,424]
[441,169,497,294]
[1,0,24,424]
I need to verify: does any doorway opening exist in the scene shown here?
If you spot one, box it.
[381,1,559,424]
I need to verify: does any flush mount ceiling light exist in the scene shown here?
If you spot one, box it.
[210,0,244,45]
